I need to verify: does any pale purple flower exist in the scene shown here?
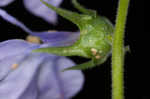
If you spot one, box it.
[0,8,83,99]
[0,40,84,99]
[0,0,63,24]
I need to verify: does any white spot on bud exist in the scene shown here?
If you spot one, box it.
[99,50,102,53]
[91,48,98,55]
[95,55,101,59]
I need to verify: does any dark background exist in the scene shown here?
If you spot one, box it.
[0,0,147,99]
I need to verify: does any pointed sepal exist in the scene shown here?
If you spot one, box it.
[62,60,95,71]
[33,46,90,58]
[72,0,97,18]
[63,56,108,71]
[41,0,92,27]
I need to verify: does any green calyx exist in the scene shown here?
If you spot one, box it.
[33,0,114,70]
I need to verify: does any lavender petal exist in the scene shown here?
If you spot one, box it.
[0,9,80,47]
[23,0,62,24]
[0,0,15,7]
[0,40,84,99]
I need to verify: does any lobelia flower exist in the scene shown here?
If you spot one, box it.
[0,0,63,24]
[0,5,84,99]
[0,39,84,99]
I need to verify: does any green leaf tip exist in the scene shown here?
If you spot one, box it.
[41,0,89,26]
[72,0,97,17]
[40,0,98,28]
[62,60,95,72]
[62,55,108,71]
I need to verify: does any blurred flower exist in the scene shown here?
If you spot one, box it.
[0,0,15,7]
[0,39,84,99]
[0,0,63,24]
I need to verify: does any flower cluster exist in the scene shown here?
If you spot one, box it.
[0,0,84,99]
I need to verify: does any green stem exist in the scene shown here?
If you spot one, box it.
[112,0,130,99]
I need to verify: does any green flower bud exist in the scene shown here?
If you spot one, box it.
[33,0,114,70]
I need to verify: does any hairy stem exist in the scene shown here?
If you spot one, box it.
[112,0,130,99]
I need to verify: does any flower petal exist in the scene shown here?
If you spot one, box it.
[0,54,84,99]
[23,0,62,24]
[0,53,47,99]
[0,40,84,99]
[0,39,39,82]
[0,39,38,60]
[0,0,15,7]
[34,31,80,47]
[0,9,80,46]
[55,57,84,98]
[0,8,33,34]
[37,56,84,99]
[0,52,28,81]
